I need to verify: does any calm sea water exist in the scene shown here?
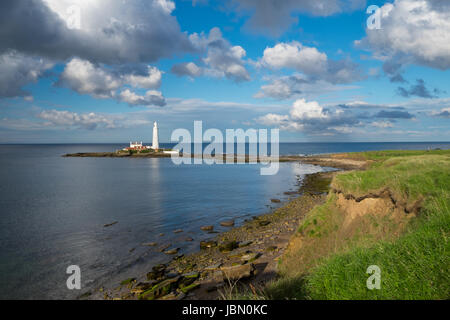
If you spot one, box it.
[0,142,449,299]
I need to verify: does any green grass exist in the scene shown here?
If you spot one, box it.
[306,197,449,299]
[262,150,450,300]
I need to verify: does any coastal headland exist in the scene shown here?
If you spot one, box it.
[81,149,449,300]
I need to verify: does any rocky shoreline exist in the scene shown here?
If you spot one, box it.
[64,152,367,170]
[86,168,340,300]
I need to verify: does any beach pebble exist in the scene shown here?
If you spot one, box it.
[142,242,157,247]
[201,225,214,231]
[220,220,235,227]
[165,248,180,255]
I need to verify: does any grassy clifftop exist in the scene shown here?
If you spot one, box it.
[266,150,450,300]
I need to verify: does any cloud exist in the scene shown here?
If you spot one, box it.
[255,98,424,135]
[0,50,53,98]
[0,0,192,64]
[431,107,450,118]
[58,58,165,106]
[0,0,189,99]
[256,98,361,135]
[254,42,363,100]
[375,110,414,119]
[397,79,441,98]
[171,62,203,78]
[259,42,364,84]
[37,109,116,130]
[371,121,394,128]
[119,89,166,107]
[357,0,450,71]
[229,0,366,36]
[171,27,250,82]
[255,74,359,100]
[36,108,153,130]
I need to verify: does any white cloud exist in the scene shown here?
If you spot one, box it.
[38,109,116,130]
[58,58,166,106]
[261,42,327,75]
[259,41,363,85]
[290,99,329,120]
[254,74,359,99]
[35,108,153,130]
[119,89,166,107]
[59,58,122,99]
[371,121,394,128]
[124,66,162,89]
[172,27,250,82]
[357,0,450,71]
[256,98,360,134]
[0,51,53,98]
[255,42,364,100]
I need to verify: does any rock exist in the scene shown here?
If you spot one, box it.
[200,240,217,249]
[164,248,180,255]
[220,220,235,227]
[142,242,157,247]
[131,281,156,294]
[238,240,253,248]
[179,272,199,287]
[180,282,200,294]
[173,254,184,260]
[201,225,214,231]
[104,221,118,227]
[185,237,194,242]
[173,229,183,233]
[271,199,281,203]
[241,252,260,262]
[182,271,199,279]
[219,264,255,281]
[146,264,166,281]
[120,278,136,286]
[259,220,271,227]
[158,243,171,252]
[204,263,222,271]
[139,277,180,300]
[165,272,179,278]
[219,240,238,253]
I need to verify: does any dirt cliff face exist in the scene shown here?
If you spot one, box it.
[334,191,416,237]
[279,187,418,278]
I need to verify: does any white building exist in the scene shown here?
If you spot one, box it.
[152,121,159,150]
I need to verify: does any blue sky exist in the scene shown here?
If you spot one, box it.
[0,0,449,143]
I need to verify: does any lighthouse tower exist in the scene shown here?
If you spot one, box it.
[152,121,159,150]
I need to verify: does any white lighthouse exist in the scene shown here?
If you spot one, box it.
[152,121,159,150]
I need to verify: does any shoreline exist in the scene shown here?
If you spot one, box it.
[64,152,367,171]
[89,155,361,300]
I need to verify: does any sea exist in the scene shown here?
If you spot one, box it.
[0,142,449,299]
